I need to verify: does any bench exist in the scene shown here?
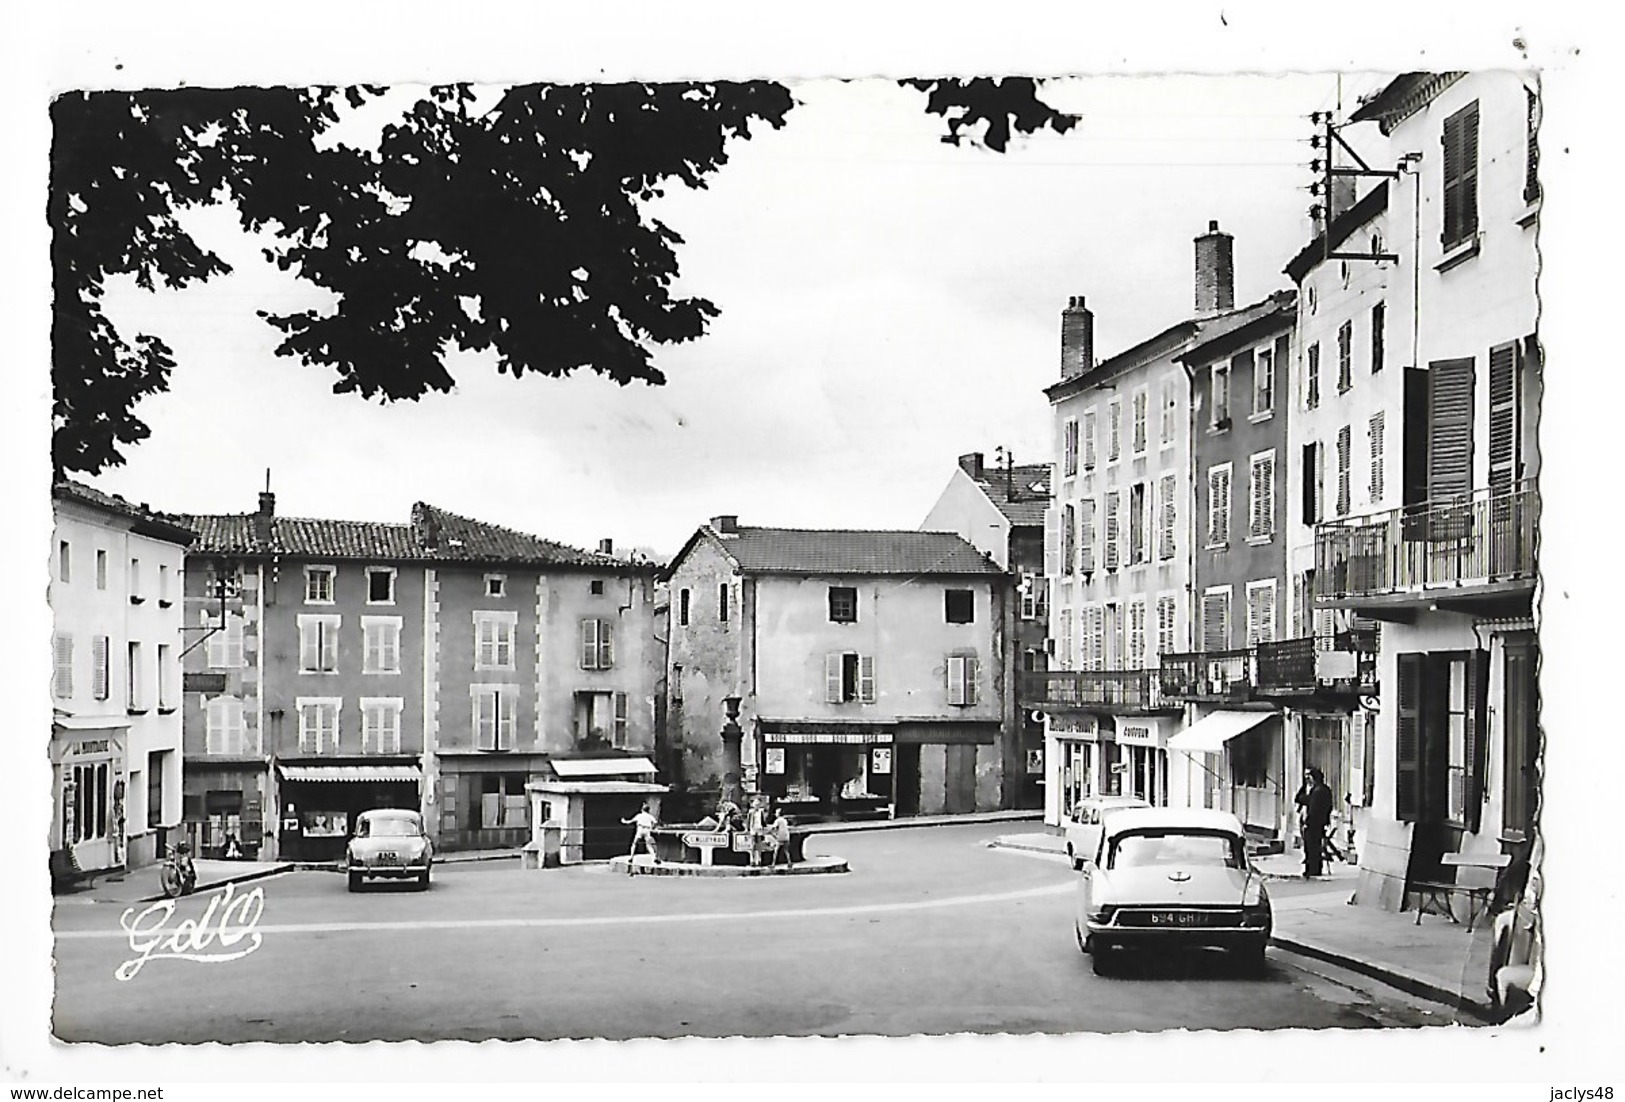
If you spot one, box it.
[1407,852,1512,932]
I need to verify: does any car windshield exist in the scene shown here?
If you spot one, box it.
[1107,829,1245,870]
[358,818,419,838]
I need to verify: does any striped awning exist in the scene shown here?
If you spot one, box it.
[550,757,657,779]
[279,764,422,783]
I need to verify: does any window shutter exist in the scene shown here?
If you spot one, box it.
[1108,402,1121,461]
[1370,303,1385,374]
[858,655,876,703]
[1395,654,1422,822]
[1369,412,1387,504]
[1062,503,1076,575]
[323,619,338,672]
[1201,592,1229,653]
[1132,391,1147,453]
[1427,358,1477,512]
[1064,419,1078,476]
[1465,648,1490,834]
[580,619,597,669]
[499,692,515,750]
[92,635,109,700]
[1158,474,1176,561]
[1083,410,1097,469]
[1488,341,1520,494]
[825,654,844,703]
[1261,455,1275,537]
[1128,602,1146,668]
[1043,506,1060,579]
[475,691,495,750]
[1104,493,1119,570]
[1207,467,1230,546]
[1306,343,1320,409]
[598,621,614,669]
[1337,425,1352,517]
[1249,458,1264,539]
[1441,101,1480,248]
[1079,499,1096,573]
[614,692,629,747]
[946,655,966,705]
[966,655,980,705]
[365,624,381,673]
[300,621,318,672]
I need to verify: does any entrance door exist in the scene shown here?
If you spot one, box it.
[944,744,977,814]
[893,744,921,817]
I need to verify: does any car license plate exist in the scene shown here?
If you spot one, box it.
[378,852,399,864]
[1149,911,1199,926]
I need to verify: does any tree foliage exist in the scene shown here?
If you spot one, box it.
[50,78,1076,476]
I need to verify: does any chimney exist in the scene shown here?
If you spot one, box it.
[252,490,275,547]
[1328,176,1358,227]
[412,502,440,551]
[1194,220,1235,316]
[598,538,615,556]
[1060,295,1094,380]
[958,452,984,479]
[710,515,739,535]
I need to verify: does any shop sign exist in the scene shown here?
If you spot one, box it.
[1117,724,1154,745]
[732,834,770,853]
[184,672,228,694]
[71,739,112,756]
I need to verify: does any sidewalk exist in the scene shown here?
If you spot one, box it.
[991,830,1496,1019]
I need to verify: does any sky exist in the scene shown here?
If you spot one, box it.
[81,73,1391,558]
[5,0,1620,1087]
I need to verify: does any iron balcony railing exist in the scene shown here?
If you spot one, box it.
[1020,669,1163,711]
[1315,481,1538,602]
[1254,631,1379,696]
[1158,648,1255,702]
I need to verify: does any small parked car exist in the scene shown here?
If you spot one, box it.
[1074,807,1271,976]
[1064,795,1150,870]
[347,808,433,891]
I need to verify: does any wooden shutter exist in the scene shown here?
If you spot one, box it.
[1464,648,1490,834]
[1337,425,1352,517]
[1063,503,1076,575]
[1207,467,1230,546]
[1201,591,1229,653]
[1128,601,1146,668]
[1488,341,1521,494]
[825,654,844,703]
[1307,343,1320,408]
[1502,639,1538,837]
[498,691,515,750]
[1078,499,1096,574]
[1369,412,1386,504]
[598,621,614,669]
[1157,596,1176,656]
[365,623,382,673]
[1104,493,1120,570]
[1395,653,1422,822]
[858,655,876,703]
[1108,402,1121,461]
[1132,391,1147,453]
[580,619,597,669]
[1158,474,1176,560]
[1402,366,1431,538]
[1301,442,1319,525]
[1257,584,1276,644]
[946,655,966,705]
[1088,607,1104,672]
[1043,506,1060,579]
[321,619,338,672]
[1370,302,1385,374]
[1083,409,1097,469]
[93,635,109,700]
[1427,358,1476,544]
[1064,419,1078,476]
[1337,321,1352,392]
[475,691,496,750]
[1442,101,1480,247]
[965,655,980,705]
[614,692,629,746]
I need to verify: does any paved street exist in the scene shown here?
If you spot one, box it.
[51,823,1446,1042]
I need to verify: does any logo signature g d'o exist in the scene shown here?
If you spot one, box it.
[116,881,266,981]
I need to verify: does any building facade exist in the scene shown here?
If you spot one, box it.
[50,481,193,876]
[1315,71,1541,912]
[921,450,1052,807]
[664,518,1019,819]
[179,492,662,861]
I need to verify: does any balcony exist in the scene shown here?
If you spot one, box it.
[1254,632,1378,698]
[1020,669,1169,714]
[1315,482,1538,618]
[1158,649,1255,703]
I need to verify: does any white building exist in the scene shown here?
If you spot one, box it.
[50,481,193,875]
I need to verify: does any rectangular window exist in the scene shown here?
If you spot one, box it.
[1246,581,1277,646]
[1127,600,1146,669]
[361,698,404,754]
[304,565,335,604]
[1156,595,1177,657]
[580,618,614,670]
[1248,451,1276,541]
[1020,572,1039,620]
[1371,303,1386,374]
[1059,609,1074,671]
[53,633,73,698]
[614,691,630,747]
[1083,409,1098,470]
[1302,441,1323,525]
[298,614,341,673]
[590,579,606,596]
[1337,320,1353,393]
[1063,418,1079,477]
[1252,347,1274,416]
[363,617,402,674]
[826,653,876,704]
[1158,474,1176,561]
[367,567,396,604]
[1160,379,1178,446]
[205,696,245,755]
[944,589,975,624]
[473,687,516,751]
[485,574,506,598]
[206,610,245,669]
[1442,100,1481,250]
[297,698,341,754]
[718,583,730,623]
[130,557,143,599]
[1211,363,1231,427]
[1369,412,1387,504]
[1201,588,1231,653]
[1107,400,1122,462]
[1337,425,1352,517]
[945,654,980,706]
[1061,504,1076,576]
[1077,499,1095,575]
[828,586,858,623]
[1206,464,1232,548]
[1127,483,1146,565]
[1131,390,1148,455]
[1087,606,1106,672]
[476,611,518,670]
[96,549,108,590]
[679,588,690,626]
[159,563,171,604]
[127,641,144,711]
[1103,491,1120,571]
[1306,343,1320,410]
[58,541,71,584]
[156,644,173,710]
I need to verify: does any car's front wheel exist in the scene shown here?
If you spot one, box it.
[347,871,362,892]
[417,869,431,891]
[1091,942,1116,976]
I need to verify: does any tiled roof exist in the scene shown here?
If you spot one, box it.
[972,463,1052,528]
[703,526,1003,576]
[53,479,197,543]
[178,502,639,569]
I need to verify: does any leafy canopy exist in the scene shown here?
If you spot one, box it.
[51,78,1076,475]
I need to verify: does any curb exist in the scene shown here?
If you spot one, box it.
[134,864,293,904]
[801,811,1043,836]
[1266,933,1494,1021]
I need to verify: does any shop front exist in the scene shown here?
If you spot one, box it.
[757,723,896,821]
[1044,714,1108,827]
[1114,717,1171,807]
[275,761,423,862]
[1167,709,1285,840]
[51,716,129,875]
[181,764,269,860]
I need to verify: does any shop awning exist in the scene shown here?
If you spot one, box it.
[1166,711,1273,754]
[528,780,670,796]
[279,764,422,783]
[767,731,893,745]
[52,712,132,731]
[550,757,657,779]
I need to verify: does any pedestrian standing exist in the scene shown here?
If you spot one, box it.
[1294,768,1333,878]
[745,798,768,867]
[769,806,794,869]
[622,803,659,873]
